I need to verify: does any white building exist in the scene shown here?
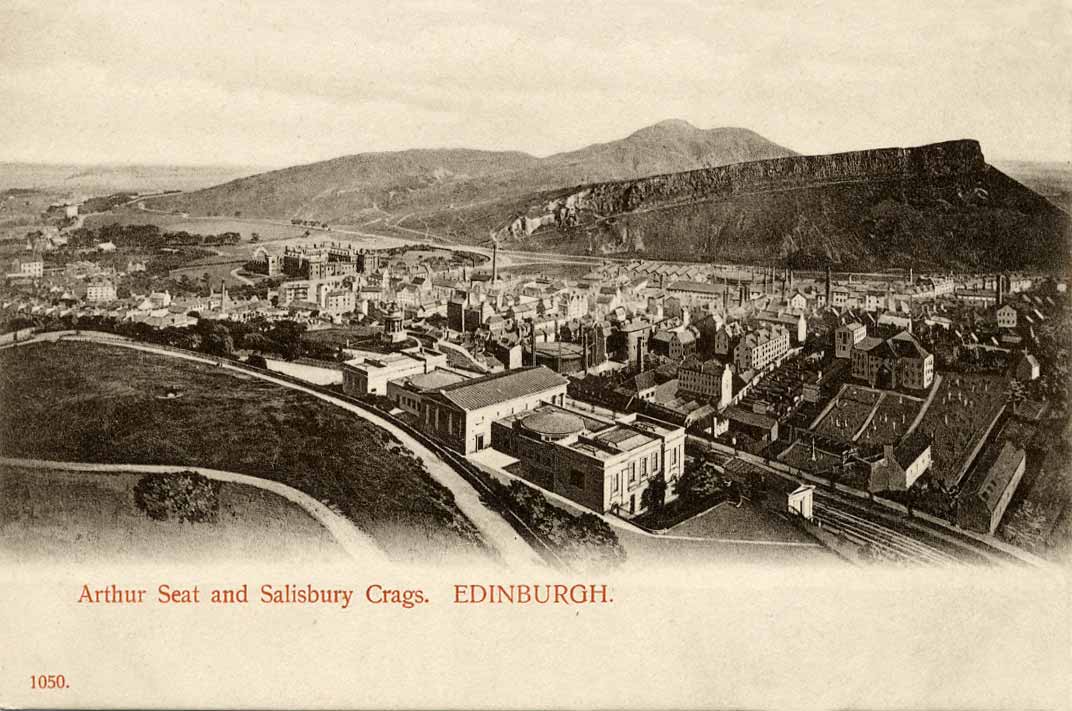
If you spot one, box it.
[835,321,867,359]
[85,279,117,303]
[678,357,734,410]
[341,349,447,396]
[420,366,569,454]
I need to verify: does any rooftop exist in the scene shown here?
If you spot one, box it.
[434,366,567,411]
[402,370,469,391]
[971,442,1026,511]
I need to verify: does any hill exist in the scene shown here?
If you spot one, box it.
[466,140,1071,272]
[146,121,795,222]
[994,160,1072,212]
[0,163,268,195]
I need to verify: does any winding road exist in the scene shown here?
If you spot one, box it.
[0,456,388,564]
[5,333,545,570]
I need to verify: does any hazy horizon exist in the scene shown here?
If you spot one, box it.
[2,1,1069,167]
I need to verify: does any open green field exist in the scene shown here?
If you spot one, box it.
[814,386,879,441]
[916,372,1007,486]
[669,500,817,545]
[0,465,345,565]
[856,394,923,446]
[169,258,256,288]
[0,342,488,562]
[780,442,841,474]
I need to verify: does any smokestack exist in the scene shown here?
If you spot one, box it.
[637,335,645,372]
[582,329,589,372]
[825,265,832,308]
[491,240,498,283]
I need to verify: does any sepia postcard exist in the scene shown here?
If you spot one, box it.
[1,1,1070,709]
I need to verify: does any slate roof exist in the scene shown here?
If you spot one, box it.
[432,366,567,411]
[888,331,930,359]
[971,442,1025,511]
[668,280,721,294]
[893,430,931,467]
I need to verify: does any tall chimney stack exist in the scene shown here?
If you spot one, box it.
[582,329,589,372]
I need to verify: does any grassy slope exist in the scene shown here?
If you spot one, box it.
[0,342,488,561]
[146,123,794,222]
[0,464,345,564]
[500,167,1072,271]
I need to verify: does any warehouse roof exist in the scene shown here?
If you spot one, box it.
[432,366,567,411]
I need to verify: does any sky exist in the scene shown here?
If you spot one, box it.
[1,0,1069,167]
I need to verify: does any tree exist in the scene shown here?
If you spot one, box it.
[133,471,221,524]
[641,474,668,512]
[203,324,234,356]
[674,465,723,503]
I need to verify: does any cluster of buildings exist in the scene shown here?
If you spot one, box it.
[8,224,1062,531]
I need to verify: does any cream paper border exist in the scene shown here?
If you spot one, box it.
[1,558,1069,709]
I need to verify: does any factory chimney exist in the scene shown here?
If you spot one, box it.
[531,322,538,366]
[636,335,645,373]
[825,265,832,308]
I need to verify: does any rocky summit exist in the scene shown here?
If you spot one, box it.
[483,139,1071,272]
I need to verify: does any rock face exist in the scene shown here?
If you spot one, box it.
[500,140,1070,272]
[147,121,795,223]
[518,140,986,233]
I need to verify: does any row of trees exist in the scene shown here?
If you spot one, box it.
[6,311,344,364]
[66,224,242,250]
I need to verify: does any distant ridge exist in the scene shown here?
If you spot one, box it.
[146,121,795,221]
[475,139,1071,272]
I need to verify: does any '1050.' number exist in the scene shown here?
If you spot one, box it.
[31,674,68,689]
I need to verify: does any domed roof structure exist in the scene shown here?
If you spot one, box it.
[519,410,585,438]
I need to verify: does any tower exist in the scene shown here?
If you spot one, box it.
[491,238,498,284]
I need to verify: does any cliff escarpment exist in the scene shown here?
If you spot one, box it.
[489,140,1069,272]
[507,140,986,236]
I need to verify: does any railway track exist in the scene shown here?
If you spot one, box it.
[814,503,960,566]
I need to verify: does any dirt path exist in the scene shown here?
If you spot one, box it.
[7,335,544,570]
[0,456,388,564]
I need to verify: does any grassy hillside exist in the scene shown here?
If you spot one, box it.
[0,342,488,562]
[146,121,795,222]
[996,160,1072,212]
[0,163,268,194]
[465,143,1072,272]
[1,465,346,565]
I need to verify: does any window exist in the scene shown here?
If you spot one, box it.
[641,457,648,477]
[612,472,620,493]
[629,462,637,484]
